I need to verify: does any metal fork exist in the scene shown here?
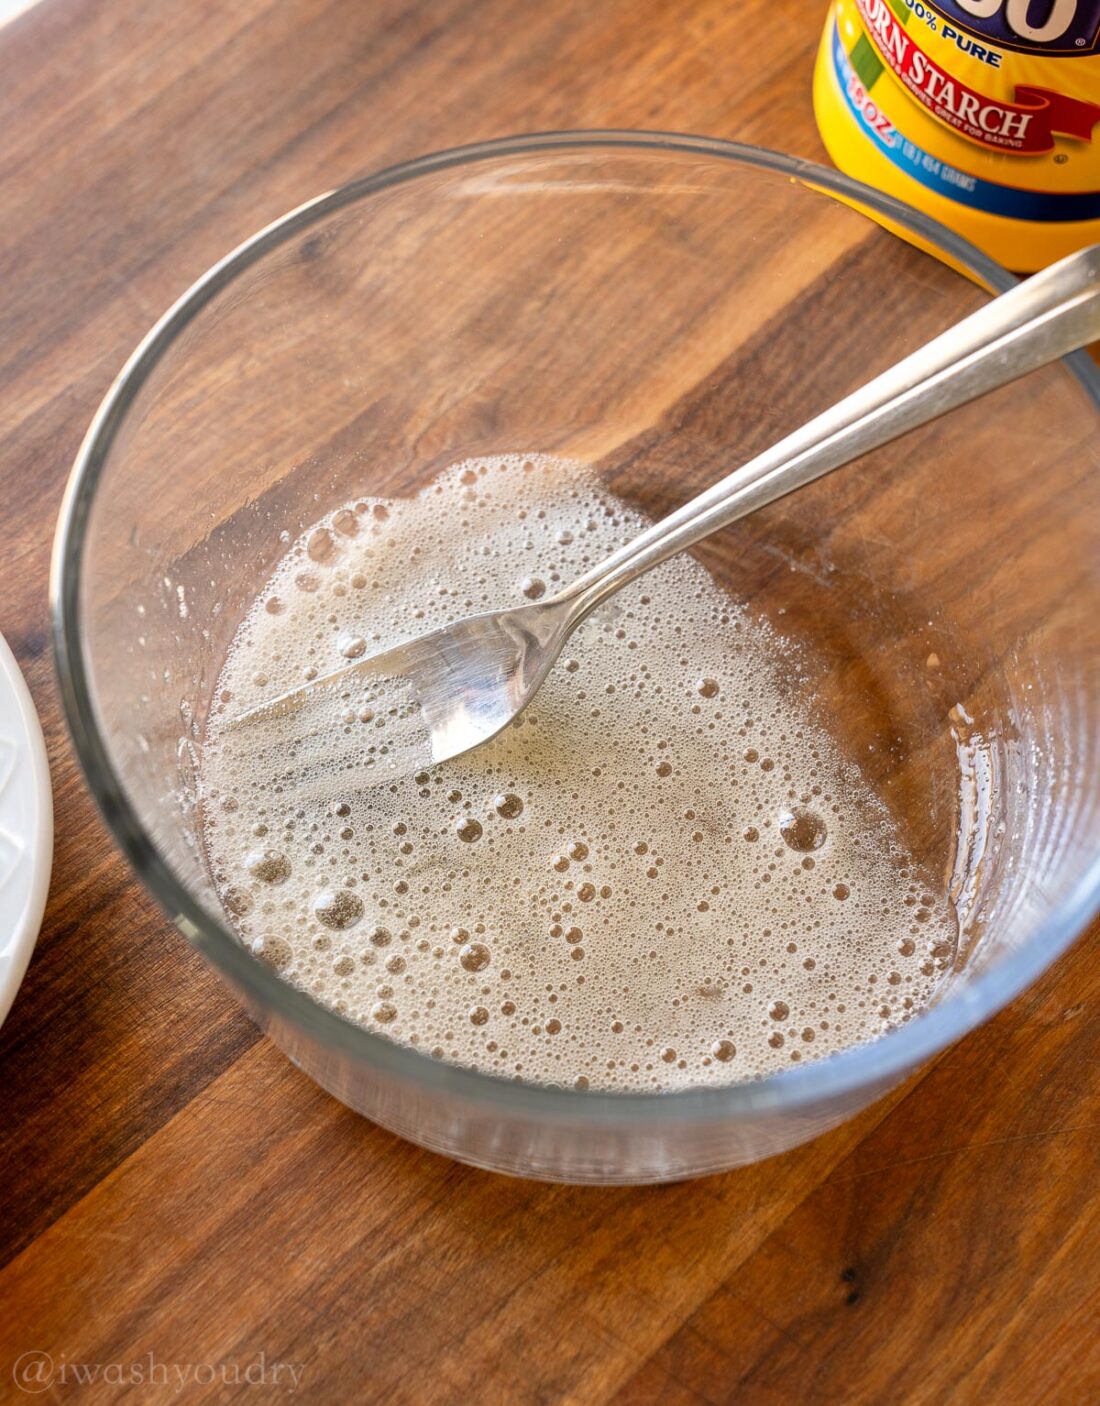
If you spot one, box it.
[230,244,1100,776]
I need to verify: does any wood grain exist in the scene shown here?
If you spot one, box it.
[1,0,1098,1401]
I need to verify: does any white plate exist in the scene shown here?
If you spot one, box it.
[0,633,52,1027]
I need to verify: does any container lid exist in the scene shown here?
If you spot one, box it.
[0,633,52,1027]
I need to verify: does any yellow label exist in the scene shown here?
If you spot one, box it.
[814,0,1100,268]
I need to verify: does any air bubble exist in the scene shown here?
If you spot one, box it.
[245,850,291,884]
[223,887,252,917]
[251,936,291,970]
[312,890,364,929]
[459,942,491,972]
[307,528,335,563]
[778,809,827,853]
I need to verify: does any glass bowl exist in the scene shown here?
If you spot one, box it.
[52,133,1100,1183]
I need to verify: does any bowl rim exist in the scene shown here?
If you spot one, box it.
[50,130,1100,1126]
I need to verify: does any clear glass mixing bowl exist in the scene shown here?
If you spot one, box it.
[52,134,1100,1183]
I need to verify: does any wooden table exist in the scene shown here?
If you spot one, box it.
[2,1,1097,1400]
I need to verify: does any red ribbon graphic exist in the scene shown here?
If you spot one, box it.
[857,0,1100,155]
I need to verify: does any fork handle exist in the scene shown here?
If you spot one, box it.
[561,244,1100,622]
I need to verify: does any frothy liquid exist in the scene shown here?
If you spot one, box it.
[200,456,955,1091]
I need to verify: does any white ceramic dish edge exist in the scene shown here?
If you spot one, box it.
[0,633,52,1027]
